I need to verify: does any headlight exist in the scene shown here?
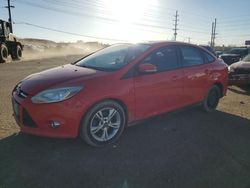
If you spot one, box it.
[31,86,83,104]
[228,66,234,73]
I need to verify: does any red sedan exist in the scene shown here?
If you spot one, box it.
[12,42,228,146]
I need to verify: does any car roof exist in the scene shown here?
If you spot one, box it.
[139,41,200,48]
[231,48,248,51]
[116,41,203,48]
[114,41,213,55]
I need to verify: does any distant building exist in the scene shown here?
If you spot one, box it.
[245,40,250,45]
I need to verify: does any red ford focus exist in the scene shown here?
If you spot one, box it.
[12,41,228,146]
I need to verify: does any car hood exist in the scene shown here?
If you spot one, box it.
[20,64,106,95]
[230,61,250,69]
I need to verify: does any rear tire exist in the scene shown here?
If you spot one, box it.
[11,45,22,61]
[80,100,126,147]
[0,44,8,63]
[202,85,221,112]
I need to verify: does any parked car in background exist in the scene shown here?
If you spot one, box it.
[228,54,250,85]
[12,41,228,147]
[220,48,249,65]
[215,51,223,57]
[200,45,216,56]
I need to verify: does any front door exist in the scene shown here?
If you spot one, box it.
[134,45,184,120]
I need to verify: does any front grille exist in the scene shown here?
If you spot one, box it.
[22,109,37,128]
[18,90,28,98]
[234,68,250,75]
[15,84,28,98]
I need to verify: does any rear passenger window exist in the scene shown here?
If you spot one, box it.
[141,46,179,72]
[202,50,216,63]
[180,46,204,67]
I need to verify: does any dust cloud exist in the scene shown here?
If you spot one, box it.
[19,39,107,61]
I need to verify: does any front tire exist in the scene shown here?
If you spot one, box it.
[80,100,126,147]
[0,44,8,63]
[202,85,221,112]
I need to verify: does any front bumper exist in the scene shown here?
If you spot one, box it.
[228,73,250,85]
[12,90,87,138]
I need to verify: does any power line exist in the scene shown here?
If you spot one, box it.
[40,0,177,30]
[43,0,175,26]
[219,19,250,24]
[219,14,250,21]
[181,28,209,34]
[139,2,213,20]
[50,0,213,33]
[179,23,210,32]
[218,24,250,28]
[14,0,215,38]
[218,34,250,38]
[17,0,214,34]
[13,0,174,32]
[14,22,129,42]
[11,0,248,46]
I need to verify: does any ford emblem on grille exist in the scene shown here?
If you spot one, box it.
[16,84,27,98]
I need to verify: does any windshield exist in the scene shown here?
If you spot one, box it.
[243,54,250,62]
[229,48,248,56]
[75,44,151,71]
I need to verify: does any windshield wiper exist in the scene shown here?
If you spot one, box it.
[75,64,111,71]
[75,64,96,69]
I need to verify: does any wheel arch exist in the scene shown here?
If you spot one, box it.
[77,97,129,136]
[103,98,129,121]
[0,42,7,48]
[16,42,23,50]
[213,82,224,98]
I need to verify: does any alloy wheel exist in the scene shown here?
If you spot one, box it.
[90,107,121,142]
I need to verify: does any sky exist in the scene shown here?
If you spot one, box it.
[0,0,250,46]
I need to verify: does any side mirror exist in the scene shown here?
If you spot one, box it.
[138,63,157,74]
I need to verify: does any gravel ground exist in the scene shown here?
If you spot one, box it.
[0,56,249,188]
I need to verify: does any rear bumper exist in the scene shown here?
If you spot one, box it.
[229,74,250,85]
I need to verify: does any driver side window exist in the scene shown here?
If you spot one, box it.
[141,46,179,72]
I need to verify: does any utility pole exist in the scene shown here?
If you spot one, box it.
[210,22,214,48]
[213,18,217,48]
[210,18,217,48]
[173,11,179,41]
[4,0,15,33]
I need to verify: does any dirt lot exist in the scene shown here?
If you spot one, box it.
[0,56,250,188]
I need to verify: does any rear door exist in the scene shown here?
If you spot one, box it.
[134,45,184,120]
[179,45,213,105]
